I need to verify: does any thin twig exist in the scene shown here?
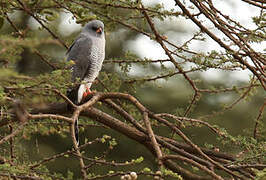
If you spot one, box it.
[143,111,163,167]
[253,101,265,139]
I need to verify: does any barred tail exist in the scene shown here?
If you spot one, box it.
[74,119,79,146]
[67,86,80,146]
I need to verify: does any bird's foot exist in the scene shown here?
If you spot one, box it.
[82,88,92,99]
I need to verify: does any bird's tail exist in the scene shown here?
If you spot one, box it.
[66,86,79,106]
[74,118,79,145]
[67,86,80,146]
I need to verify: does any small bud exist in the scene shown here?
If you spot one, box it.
[155,171,162,176]
[214,147,219,152]
[124,174,131,180]
[154,171,162,180]
[130,172,138,180]
[161,35,168,40]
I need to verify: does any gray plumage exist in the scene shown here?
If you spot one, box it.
[66,20,105,145]
[67,20,105,104]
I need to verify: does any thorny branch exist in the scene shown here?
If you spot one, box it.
[174,0,265,90]
[0,0,265,179]
[1,92,262,179]
[253,102,265,139]
[15,0,68,49]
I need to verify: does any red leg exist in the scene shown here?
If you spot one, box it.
[82,87,92,99]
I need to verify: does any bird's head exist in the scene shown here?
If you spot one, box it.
[83,20,105,38]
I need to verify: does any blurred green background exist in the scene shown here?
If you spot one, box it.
[0,0,265,179]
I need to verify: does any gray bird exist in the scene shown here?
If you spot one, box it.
[66,20,105,144]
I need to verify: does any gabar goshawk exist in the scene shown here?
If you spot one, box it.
[67,20,105,145]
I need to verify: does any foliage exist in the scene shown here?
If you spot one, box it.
[0,0,265,180]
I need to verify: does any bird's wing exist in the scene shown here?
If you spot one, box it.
[67,34,93,82]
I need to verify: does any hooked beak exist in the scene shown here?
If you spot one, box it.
[96,27,102,33]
